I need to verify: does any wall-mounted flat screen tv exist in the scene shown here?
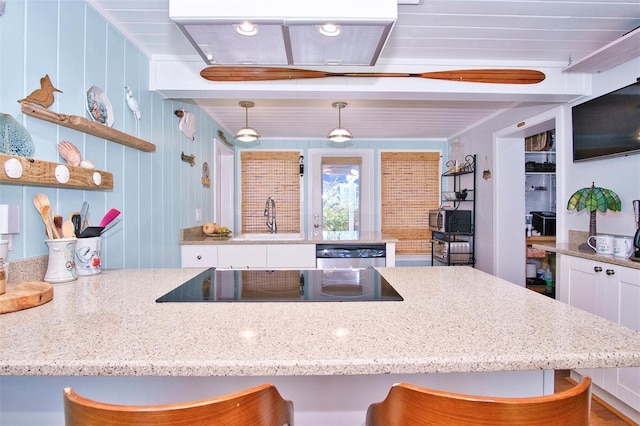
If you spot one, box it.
[572,81,640,162]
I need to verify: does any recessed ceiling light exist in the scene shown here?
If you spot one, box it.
[318,23,341,37]
[235,21,258,36]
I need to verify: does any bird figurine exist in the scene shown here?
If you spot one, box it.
[18,74,62,109]
[176,109,196,140]
[124,86,141,137]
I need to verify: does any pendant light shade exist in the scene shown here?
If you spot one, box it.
[327,102,352,143]
[236,101,260,142]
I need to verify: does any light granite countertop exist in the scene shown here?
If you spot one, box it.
[532,242,640,270]
[180,227,398,245]
[2,266,640,377]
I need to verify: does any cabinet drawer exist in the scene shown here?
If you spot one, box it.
[267,244,316,268]
[217,245,267,268]
[181,245,217,267]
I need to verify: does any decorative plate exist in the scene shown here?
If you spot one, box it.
[86,86,114,127]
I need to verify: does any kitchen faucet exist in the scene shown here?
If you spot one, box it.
[264,197,277,233]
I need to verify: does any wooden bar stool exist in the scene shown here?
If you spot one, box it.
[63,383,293,426]
[366,376,591,426]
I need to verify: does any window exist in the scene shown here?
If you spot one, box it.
[380,152,440,255]
[240,151,301,234]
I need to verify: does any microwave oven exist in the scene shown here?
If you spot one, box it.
[429,209,472,233]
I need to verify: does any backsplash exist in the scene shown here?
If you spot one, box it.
[4,257,48,284]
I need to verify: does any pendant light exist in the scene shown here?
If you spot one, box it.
[327,102,352,143]
[235,101,260,142]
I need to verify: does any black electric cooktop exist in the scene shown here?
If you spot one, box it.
[156,268,403,303]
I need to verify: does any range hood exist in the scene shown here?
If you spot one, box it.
[169,0,397,66]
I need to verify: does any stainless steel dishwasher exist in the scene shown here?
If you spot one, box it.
[316,244,386,268]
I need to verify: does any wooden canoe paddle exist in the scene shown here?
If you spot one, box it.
[200,66,545,84]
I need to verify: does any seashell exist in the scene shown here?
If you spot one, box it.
[80,159,95,169]
[0,113,35,157]
[57,140,81,166]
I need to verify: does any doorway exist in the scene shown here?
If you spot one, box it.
[493,110,560,285]
[307,149,374,239]
[215,139,234,229]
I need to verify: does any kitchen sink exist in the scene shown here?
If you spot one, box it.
[231,233,305,241]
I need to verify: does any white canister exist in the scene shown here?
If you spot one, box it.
[613,237,634,258]
[526,263,537,278]
[74,237,101,275]
[587,234,615,254]
[44,238,77,283]
[0,239,8,263]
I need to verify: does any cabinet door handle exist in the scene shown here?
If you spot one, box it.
[196,255,202,260]
[594,266,602,272]
[606,269,615,276]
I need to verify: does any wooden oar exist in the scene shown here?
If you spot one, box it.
[200,66,545,84]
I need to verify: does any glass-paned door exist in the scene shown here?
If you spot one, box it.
[322,157,361,240]
[308,150,373,239]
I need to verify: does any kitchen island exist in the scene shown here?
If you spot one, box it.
[2,266,640,425]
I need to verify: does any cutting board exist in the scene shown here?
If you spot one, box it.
[0,281,53,314]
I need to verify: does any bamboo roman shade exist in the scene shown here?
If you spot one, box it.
[321,156,362,165]
[240,151,301,234]
[381,152,440,255]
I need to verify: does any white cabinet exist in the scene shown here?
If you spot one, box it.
[560,255,619,389]
[559,254,640,412]
[267,244,316,268]
[182,244,317,269]
[217,245,267,268]
[617,267,640,409]
[181,245,218,267]
[563,256,618,321]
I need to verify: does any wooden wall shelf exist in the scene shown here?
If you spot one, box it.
[1,153,113,190]
[20,103,156,152]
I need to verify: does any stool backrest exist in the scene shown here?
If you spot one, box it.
[366,376,591,426]
[64,383,293,426]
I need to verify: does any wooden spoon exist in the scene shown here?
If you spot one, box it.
[61,220,76,238]
[53,215,63,238]
[33,193,50,216]
[34,193,54,239]
[40,205,55,239]
[48,207,60,239]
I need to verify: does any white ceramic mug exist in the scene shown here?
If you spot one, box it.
[613,237,634,258]
[587,234,615,254]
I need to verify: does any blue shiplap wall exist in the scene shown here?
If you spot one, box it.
[0,0,220,268]
[0,0,449,270]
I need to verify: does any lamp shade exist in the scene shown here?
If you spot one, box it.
[236,126,260,142]
[327,127,352,143]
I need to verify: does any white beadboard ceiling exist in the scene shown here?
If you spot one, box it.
[88,0,640,140]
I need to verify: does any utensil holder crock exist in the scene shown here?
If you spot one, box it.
[44,238,77,283]
[74,236,101,275]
